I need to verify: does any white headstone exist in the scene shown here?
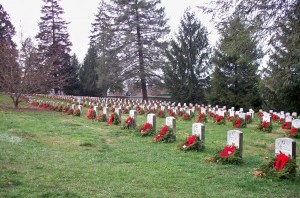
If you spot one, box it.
[94,106,99,116]
[103,107,108,115]
[227,130,243,157]
[78,105,82,114]
[217,110,225,117]
[186,109,191,115]
[292,119,300,129]
[192,123,205,141]
[147,113,156,131]
[275,138,296,159]
[246,112,253,119]
[166,116,176,135]
[285,116,293,123]
[239,113,246,119]
[263,114,271,122]
[129,110,137,120]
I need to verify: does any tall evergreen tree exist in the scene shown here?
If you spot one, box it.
[163,8,210,103]
[88,0,123,96]
[0,4,16,47]
[208,16,262,109]
[262,2,300,112]
[35,0,72,94]
[63,54,80,95]
[202,0,297,44]
[111,0,170,100]
[79,46,100,96]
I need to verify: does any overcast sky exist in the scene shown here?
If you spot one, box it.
[1,0,218,63]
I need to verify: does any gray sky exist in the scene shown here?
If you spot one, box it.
[1,0,217,63]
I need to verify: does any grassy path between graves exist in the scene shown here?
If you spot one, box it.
[0,94,299,198]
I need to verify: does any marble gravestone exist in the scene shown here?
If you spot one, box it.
[192,123,205,141]
[275,138,296,159]
[227,130,243,157]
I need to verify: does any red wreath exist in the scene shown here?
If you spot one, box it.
[262,121,269,128]
[197,113,204,122]
[220,145,236,158]
[155,125,169,142]
[183,135,197,148]
[125,117,133,124]
[282,122,291,129]
[290,128,297,135]
[141,122,151,134]
[107,113,114,125]
[274,153,290,171]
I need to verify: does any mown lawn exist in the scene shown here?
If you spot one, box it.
[0,94,299,198]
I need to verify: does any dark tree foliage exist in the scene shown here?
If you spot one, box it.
[0,4,18,106]
[79,46,102,96]
[111,0,170,100]
[261,2,300,112]
[35,0,72,94]
[201,0,297,44]
[63,54,80,95]
[163,8,210,104]
[208,16,262,110]
[88,0,123,96]
[0,4,16,47]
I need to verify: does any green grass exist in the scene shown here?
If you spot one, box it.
[0,94,299,197]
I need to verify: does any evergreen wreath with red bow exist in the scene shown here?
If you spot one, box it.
[257,120,272,132]
[154,125,175,143]
[212,144,242,164]
[123,116,136,129]
[254,152,296,180]
[179,135,205,152]
[288,127,300,138]
[136,122,155,136]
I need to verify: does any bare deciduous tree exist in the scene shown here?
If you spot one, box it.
[0,37,70,108]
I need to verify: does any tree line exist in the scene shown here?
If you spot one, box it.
[0,0,299,113]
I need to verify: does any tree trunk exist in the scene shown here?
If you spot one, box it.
[54,88,59,94]
[135,7,148,101]
[10,94,20,109]
[14,99,19,109]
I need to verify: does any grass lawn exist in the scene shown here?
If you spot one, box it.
[0,94,299,198]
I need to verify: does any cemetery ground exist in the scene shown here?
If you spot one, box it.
[0,94,299,198]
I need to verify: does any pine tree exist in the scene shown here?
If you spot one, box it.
[208,16,262,109]
[202,0,297,45]
[79,46,100,96]
[262,2,300,112]
[63,54,80,95]
[89,0,123,96]
[111,0,170,100]
[0,4,16,47]
[163,8,210,103]
[35,0,72,94]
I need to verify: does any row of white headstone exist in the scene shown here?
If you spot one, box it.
[30,97,297,162]
[32,94,299,123]
[146,114,296,161]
